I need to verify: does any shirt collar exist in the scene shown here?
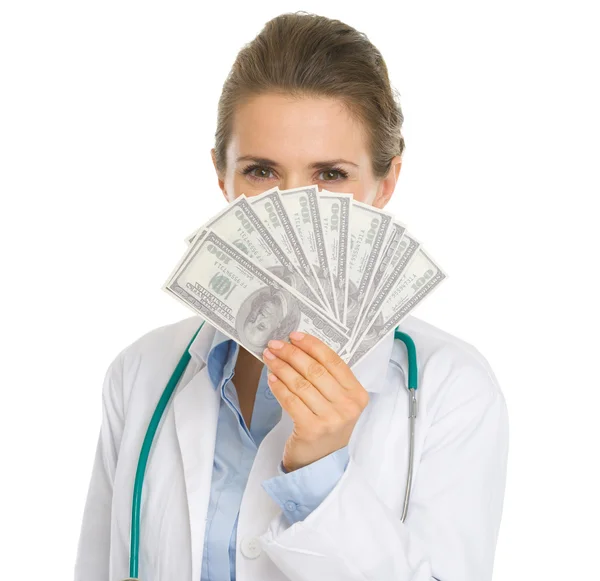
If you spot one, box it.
[187,318,395,394]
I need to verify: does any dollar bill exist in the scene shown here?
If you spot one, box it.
[349,228,420,350]
[164,229,210,291]
[346,200,393,334]
[185,226,200,246]
[319,191,352,327]
[354,220,407,322]
[189,194,326,313]
[278,185,339,319]
[163,229,350,361]
[345,247,448,367]
[248,187,330,313]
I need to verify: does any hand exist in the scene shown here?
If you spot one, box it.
[262,332,370,472]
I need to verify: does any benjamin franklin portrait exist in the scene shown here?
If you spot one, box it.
[235,266,302,354]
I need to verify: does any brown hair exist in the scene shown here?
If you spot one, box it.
[213,11,406,180]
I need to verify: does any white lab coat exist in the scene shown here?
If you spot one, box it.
[74,314,509,581]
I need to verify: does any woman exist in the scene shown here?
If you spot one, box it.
[74,11,509,581]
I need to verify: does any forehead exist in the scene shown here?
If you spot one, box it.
[228,93,369,163]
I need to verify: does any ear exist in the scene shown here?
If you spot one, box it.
[211,148,230,203]
[372,155,402,209]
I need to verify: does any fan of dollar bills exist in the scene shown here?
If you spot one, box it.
[162,185,447,368]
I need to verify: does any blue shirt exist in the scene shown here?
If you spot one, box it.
[200,330,350,581]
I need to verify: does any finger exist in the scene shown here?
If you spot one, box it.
[288,332,362,391]
[265,338,342,403]
[265,371,316,425]
[262,346,332,416]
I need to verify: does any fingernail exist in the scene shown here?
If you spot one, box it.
[289,331,305,340]
[268,373,277,382]
[268,339,284,349]
[263,348,276,360]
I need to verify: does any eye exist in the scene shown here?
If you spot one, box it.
[241,164,350,183]
[318,167,349,181]
[242,164,275,181]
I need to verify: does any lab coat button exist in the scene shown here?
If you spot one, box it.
[284,500,297,511]
[241,536,262,559]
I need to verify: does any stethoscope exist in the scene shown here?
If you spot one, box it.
[124,321,418,580]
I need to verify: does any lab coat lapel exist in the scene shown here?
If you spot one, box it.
[173,363,220,581]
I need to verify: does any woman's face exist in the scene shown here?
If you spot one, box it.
[211,93,402,207]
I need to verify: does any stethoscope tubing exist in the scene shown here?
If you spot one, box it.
[126,323,417,579]
[129,321,206,579]
[394,329,419,523]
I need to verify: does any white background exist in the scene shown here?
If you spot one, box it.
[1,1,598,579]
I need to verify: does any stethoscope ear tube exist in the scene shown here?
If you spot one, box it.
[394,329,418,390]
[394,327,418,523]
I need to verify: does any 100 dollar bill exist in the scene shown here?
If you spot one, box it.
[249,187,330,312]
[279,185,339,319]
[164,230,350,360]
[193,194,326,312]
[346,247,448,367]
[319,191,352,326]
[350,229,420,348]
[346,200,393,333]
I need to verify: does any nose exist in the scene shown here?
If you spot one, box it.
[278,177,321,192]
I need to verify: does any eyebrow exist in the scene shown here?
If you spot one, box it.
[236,155,359,169]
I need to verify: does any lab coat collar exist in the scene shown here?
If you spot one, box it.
[187,323,238,390]
[187,318,217,365]
[186,319,395,394]
[348,330,395,394]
